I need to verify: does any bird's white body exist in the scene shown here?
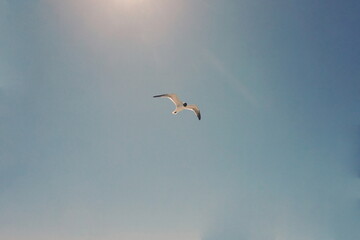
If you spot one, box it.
[153,93,201,120]
[172,105,185,115]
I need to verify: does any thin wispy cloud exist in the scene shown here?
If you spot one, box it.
[201,48,258,107]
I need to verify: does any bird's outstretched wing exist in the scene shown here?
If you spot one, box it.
[153,93,182,107]
[186,105,201,120]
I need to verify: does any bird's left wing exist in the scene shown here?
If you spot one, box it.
[186,105,201,120]
[153,93,182,107]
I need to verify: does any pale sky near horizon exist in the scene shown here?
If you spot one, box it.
[1,0,360,239]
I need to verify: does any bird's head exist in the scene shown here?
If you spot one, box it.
[183,102,187,107]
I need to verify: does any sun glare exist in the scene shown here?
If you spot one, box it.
[50,0,186,48]
[113,0,148,8]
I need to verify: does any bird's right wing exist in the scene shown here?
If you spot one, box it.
[187,105,201,120]
[153,93,182,107]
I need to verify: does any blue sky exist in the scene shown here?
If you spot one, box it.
[1,0,359,239]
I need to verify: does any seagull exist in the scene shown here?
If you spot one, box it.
[153,93,201,120]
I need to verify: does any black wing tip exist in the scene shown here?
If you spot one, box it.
[153,94,166,98]
[198,113,201,120]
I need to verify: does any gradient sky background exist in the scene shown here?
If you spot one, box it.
[1,0,359,239]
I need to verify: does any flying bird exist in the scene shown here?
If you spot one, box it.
[153,93,201,120]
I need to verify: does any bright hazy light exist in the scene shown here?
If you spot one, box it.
[50,0,186,47]
[112,0,149,8]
